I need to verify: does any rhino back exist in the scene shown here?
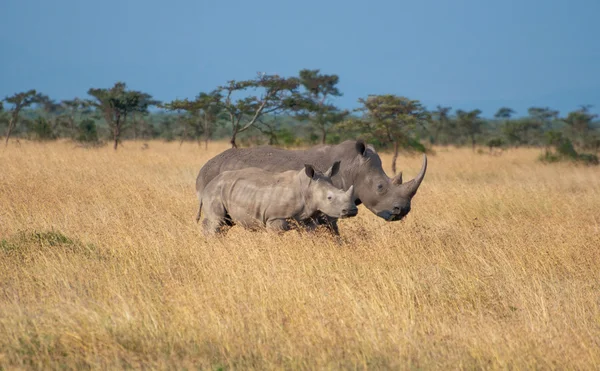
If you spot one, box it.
[196,142,359,194]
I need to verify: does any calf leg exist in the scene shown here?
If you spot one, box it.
[316,214,340,235]
[266,219,290,233]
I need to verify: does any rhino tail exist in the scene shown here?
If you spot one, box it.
[195,197,203,223]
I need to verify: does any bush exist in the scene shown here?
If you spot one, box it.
[77,119,99,143]
[487,138,504,149]
[539,136,598,166]
[556,138,578,159]
[577,153,599,166]
[31,117,56,140]
[277,128,300,147]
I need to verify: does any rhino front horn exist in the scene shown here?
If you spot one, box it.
[398,154,427,197]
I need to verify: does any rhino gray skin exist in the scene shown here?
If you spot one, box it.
[195,139,427,234]
[199,161,358,236]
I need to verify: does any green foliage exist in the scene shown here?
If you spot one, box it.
[3,89,41,145]
[162,90,224,146]
[540,131,598,166]
[1,230,108,261]
[219,73,300,147]
[430,106,453,145]
[576,153,599,166]
[456,109,483,149]
[287,69,348,144]
[30,117,57,140]
[275,127,299,147]
[563,105,598,149]
[87,82,158,149]
[494,107,515,119]
[77,119,99,143]
[3,71,600,157]
[487,138,505,148]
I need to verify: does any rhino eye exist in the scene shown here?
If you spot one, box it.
[377,184,384,190]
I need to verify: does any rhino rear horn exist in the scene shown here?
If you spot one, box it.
[392,171,403,185]
[398,154,427,197]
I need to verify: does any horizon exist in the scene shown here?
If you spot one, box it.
[1,0,599,119]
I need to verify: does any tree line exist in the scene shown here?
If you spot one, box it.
[2,69,599,168]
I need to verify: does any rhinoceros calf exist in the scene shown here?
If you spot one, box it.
[195,140,426,234]
[199,161,358,236]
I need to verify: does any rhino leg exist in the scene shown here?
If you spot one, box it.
[314,214,339,236]
[202,197,230,236]
[326,218,340,235]
[266,219,290,233]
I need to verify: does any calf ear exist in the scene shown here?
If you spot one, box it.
[356,140,367,157]
[304,164,315,179]
[325,161,341,178]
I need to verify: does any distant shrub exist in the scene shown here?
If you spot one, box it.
[487,138,504,149]
[576,153,599,166]
[77,119,99,143]
[31,117,57,140]
[1,230,109,261]
[555,138,578,158]
[539,133,598,166]
[277,128,300,147]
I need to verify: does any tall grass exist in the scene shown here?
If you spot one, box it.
[1,140,599,369]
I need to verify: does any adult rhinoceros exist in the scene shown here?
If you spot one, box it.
[195,140,427,234]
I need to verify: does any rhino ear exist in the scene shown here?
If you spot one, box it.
[356,140,367,157]
[325,161,341,178]
[392,171,403,185]
[304,164,315,179]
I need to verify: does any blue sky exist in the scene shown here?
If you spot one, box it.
[1,0,598,118]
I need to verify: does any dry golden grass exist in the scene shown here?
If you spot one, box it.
[1,139,599,370]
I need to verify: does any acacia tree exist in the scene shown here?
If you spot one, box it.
[495,107,515,125]
[60,98,93,137]
[3,89,40,146]
[35,94,66,138]
[525,107,558,144]
[219,73,299,148]
[430,105,452,144]
[163,90,223,149]
[528,107,559,131]
[563,105,598,150]
[130,93,160,140]
[350,94,429,175]
[287,69,348,144]
[456,109,483,151]
[87,82,156,150]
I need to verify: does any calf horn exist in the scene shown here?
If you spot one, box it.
[398,154,427,197]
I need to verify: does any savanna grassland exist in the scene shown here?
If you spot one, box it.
[1,140,599,370]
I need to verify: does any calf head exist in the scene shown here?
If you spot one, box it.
[302,161,358,219]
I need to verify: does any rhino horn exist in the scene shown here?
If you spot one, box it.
[346,185,354,196]
[392,171,403,185]
[398,154,427,197]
